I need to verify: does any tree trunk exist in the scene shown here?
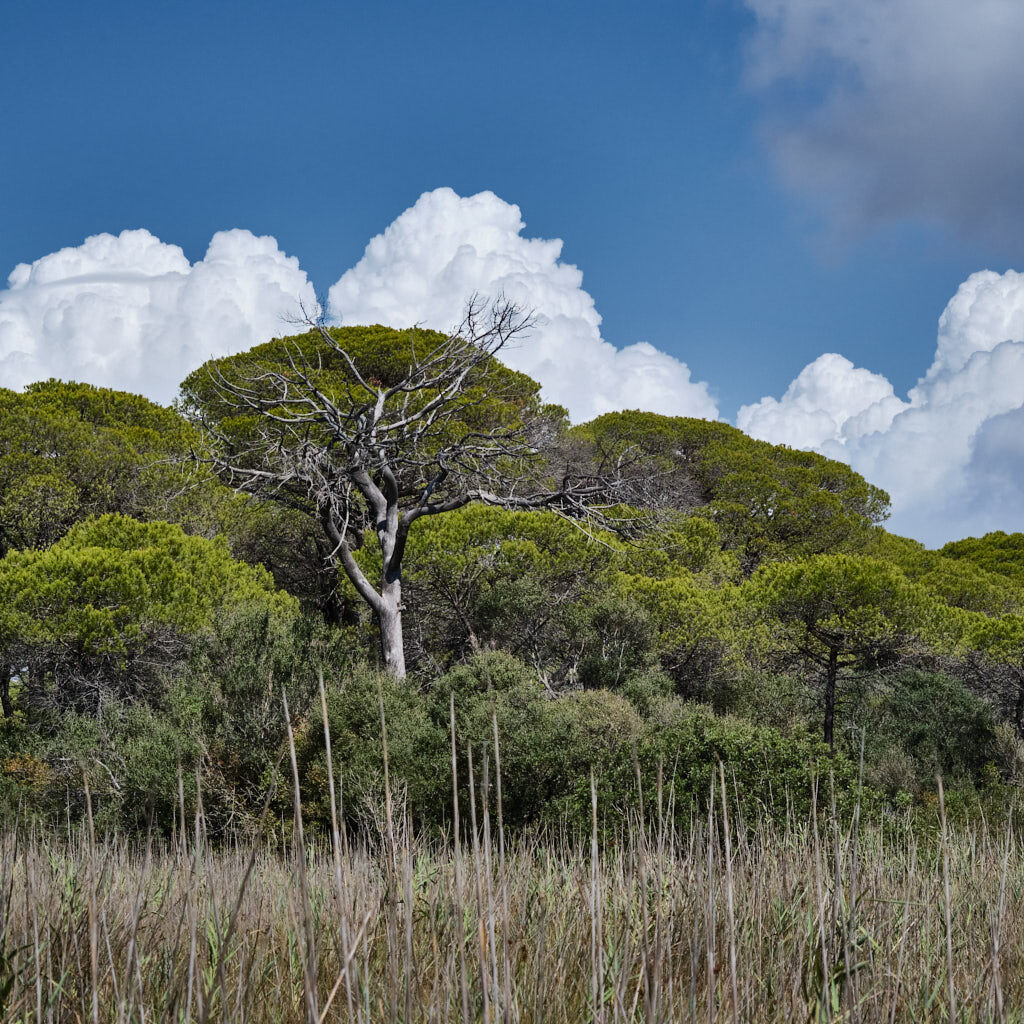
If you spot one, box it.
[322,475,411,679]
[379,576,407,678]
[824,647,838,751]
[376,486,408,679]
[1014,668,1024,740]
[0,668,11,719]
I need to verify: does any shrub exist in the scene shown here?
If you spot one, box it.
[636,699,862,824]
[860,670,1002,795]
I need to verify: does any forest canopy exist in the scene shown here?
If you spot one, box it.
[1,323,1022,836]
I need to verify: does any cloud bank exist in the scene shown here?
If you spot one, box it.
[0,190,717,425]
[743,0,1024,241]
[737,353,907,451]
[328,188,717,422]
[4,188,1024,546]
[0,229,317,404]
[740,270,1024,545]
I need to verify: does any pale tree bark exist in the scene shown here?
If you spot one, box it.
[191,297,641,679]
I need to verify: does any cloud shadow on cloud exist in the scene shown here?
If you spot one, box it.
[743,0,1024,246]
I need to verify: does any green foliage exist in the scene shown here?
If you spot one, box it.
[636,699,861,822]
[209,491,346,622]
[184,324,554,422]
[859,670,1002,797]
[961,612,1024,736]
[742,554,944,745]
[293,651,863,837]
[706,443,889,565]
[620,668,676,714]
[744,554,943,667]
[0,365,1020,838]
[428,649,543,706]
[941,531,1024,588]
[615,572,738,697]
[0,379,343,624]
[967,611,1024,667]
[857,527,932,569]
[917,558,1022,615]
[176,607,345,827]
[180,325,565,514]
[1,607,337,833]
[624,514,740,583]
[347,505,629,679]
[575,411,890,568]
[0,514,297,713]
[0,381,201,555]
[434,656,644,829]
[298,665,446,830]
[0,694,202,832]
[862,528,1023,615]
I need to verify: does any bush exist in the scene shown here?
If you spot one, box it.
[429,654,641,831]
[298,665,446,833]
[860,670,1003,796]
[636,699,863,825]
[0,514,298,715]
[0,608,340,835]
[295,652,864,837]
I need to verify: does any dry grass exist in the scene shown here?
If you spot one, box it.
[1,697,1022,1022]
[2,782,1024,1022]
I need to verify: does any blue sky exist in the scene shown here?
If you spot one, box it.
[3,0,1024,543]
[0,0,995,411]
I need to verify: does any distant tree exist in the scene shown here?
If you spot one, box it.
[0,514,296,716]
[942,532,1024,589]
[861,528,1023,616]
[0,380,197,555]
[181,300,631,678]
[575,411,890,568]
[916,558,1022,616]
[744,554,941,748]
[359,504,624,679]
[0,380,346,625]
[616,571,738,699]
[965,613,1024,738]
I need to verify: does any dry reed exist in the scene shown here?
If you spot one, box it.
[1,731,1022,1022]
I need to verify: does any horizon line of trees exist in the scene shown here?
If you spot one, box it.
[0,309,1022,834]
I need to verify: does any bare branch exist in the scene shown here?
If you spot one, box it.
[185,296,641,677]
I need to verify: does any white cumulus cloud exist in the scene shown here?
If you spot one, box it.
[10,192,1024,547]
[327,188,718,422]
[0,191,717,426]
[737,352,907,450]
[0,228,317,403]
[742,269,1024,545]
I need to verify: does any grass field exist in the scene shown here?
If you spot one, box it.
[2,765,1023,1024]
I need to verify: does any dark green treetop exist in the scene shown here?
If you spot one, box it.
[574,411,890,568]
[742,553,943,747]
[0,514,297,714]
[0,380,198,555]
[179,302,620,678]
[941,532,1024,588]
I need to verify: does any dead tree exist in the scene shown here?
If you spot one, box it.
[184,297,634,678]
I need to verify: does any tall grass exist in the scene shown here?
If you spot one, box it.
[1,716,1022,1021]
